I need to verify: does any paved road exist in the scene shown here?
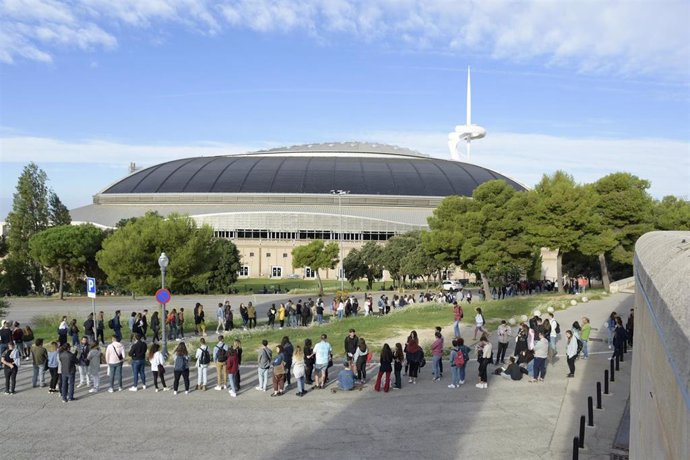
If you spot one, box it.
[0,292,633,460]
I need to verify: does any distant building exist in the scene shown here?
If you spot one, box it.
[70,142,551,281]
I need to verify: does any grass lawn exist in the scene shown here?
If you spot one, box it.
[23,290,603,362]
[228,277,433,294]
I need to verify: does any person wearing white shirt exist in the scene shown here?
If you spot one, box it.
[565,330,578,378]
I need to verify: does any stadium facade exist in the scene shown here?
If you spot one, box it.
[70,142,553,281]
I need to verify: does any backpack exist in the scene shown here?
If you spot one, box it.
[216,344,227,363]
[453,349,465,367]
[555,321,561,334]
[107,318,115,329]
[199,348,210,365]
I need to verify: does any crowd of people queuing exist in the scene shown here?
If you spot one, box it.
[0,290,634,401]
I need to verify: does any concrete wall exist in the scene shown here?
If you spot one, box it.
[630,231,690,460]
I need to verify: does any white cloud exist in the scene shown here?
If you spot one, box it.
[0,0,688,78]
[1,132,688,199]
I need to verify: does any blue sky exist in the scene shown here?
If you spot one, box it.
[1,0,689,217]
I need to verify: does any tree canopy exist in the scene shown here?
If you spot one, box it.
[292,240,339,294]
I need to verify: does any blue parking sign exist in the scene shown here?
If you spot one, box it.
[86,277,96,299]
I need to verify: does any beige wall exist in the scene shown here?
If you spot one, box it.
[630,232,690,460]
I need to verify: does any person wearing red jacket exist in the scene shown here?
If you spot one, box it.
[226,347,239,398]
[453,303,464,338]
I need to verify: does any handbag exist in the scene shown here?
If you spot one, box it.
[274,362,285,375]
[157,364,166,375]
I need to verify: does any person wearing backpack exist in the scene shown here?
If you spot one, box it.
[172,342,190,395]
[109,311,122,342]
[213,336,229,390]
[548,313,559,358]
[195,338,210,391]
[473,308,487,340]
[448,339,463,388]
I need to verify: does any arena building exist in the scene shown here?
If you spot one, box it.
[70,142,545,281]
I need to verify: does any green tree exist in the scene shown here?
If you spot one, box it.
[97,212,218,295]
[343,248,366,288]
[48,191,72,226]
[291,240,339,295]
[579,173,654,291]
[653,196,690,230]
[382,233,418,288]
[425,196,473,267]
[400,231,444,288]
[29,224,105,300]
[208,239,241,293]
[5,162,51,292]
[526,171,591,293]
[459,181,533,297]
[0,257,32,296]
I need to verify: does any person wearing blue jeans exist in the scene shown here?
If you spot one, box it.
[58,344,77,402]
[457,338,471,384]
[431,331,443,381]
[448,340,462,388]
[531,332,549,382]
[128,334,147,391]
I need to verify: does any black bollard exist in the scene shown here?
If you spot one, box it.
[579,415,586,447]
[596,382,602,409]
[573,437,579,460]
[610,358,615,382]
[616,354,620,371]
[604,371,610,394]
[588,397,594,427]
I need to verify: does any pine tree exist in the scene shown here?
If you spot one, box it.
[49,191,72,226]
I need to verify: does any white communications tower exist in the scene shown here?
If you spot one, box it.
[448,66,486,162]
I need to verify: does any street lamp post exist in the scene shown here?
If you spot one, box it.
[330,190,349,291]
[158,252,169,359]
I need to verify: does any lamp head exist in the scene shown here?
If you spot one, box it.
[158,252,169,269]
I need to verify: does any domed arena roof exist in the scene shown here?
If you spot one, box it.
[102,142,525,197]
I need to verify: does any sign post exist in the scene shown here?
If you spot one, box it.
[86,277,97,339]
[155,288,172,358]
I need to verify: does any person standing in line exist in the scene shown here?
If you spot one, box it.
[224,303,234,331]
[31,338,48,388]
[76,336,91,388]
[47,342,60,393]
[213,336,229,390]
[128,313,137,343]
[476,334,492,389]
[197,305,206,337]
[215,303,225,334]
[96,311,105,346]
[233,339,243,391]
[457,338,471,386]
[167,309,178,341]
[448,339,462,389]
[150,311,160,343]
[177,308,186,340]
[68,319,79,346]
[195,337,210,391]
[405,336,421,385]
[267,304,277,329]
[83,314,95,344]
[565,330,577,378]
[239,303,249,330]
[281,336,294,389]
[315,300,324,325]
[86,342,101,393]
[344,329,359,361]
[547,312,559,358]
[105,335,125,392]
[292,345,307,396]
[453,302,464,338]
[473,308,487,340]
[1,341,20,394]
[393,343,404,390]
[626,309,634,347]
[278,304,286,329]
[496,320,512,364]
[247,302,257,329]
[59,343,77,402]
[149,343,168,392]
[172,342,190,395]
[256,340,272,392]
[374,343,393,392]
[22,325,34,360]
[431,331,444,382]
[226,346,239,397]
[271,345,286,397]
[531,331,549,383]
[312,334,332,390]
[128,333,147,391]
[606,312,616,349]
[141,309,149,340]
[0,320,12,362]
[611,316,627,362]
[57,317,69,346]
[111,311,122,343]
[303,338,314,385]
[193,303,201,336]
[580,317,591,359]
[353,338,369,384]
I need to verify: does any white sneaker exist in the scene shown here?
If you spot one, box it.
[483,383,488,389]
[255,386,262,391]
[89,388,97,393]
[129,387,138,392]
[142,385,146,390]
[475,383,483,388]
[448,384,456,389]
[214,385,221,391]
[185,390,189,395]
[155,389,160,393]
[76,383,84,388]
[229,391,237,398]
[174,391,178,395]
[459,380,465,385]
[163,387,170,391]
[108,388,114,393]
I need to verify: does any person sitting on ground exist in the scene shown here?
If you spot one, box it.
[337,360,355,391]
[499,356,528,381]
